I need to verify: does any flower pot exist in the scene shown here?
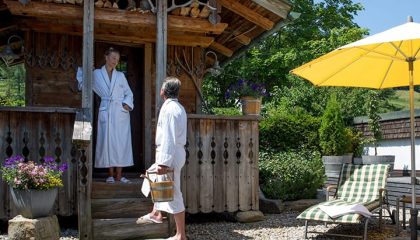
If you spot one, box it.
[240,96,262,115]
[10,187,58,218]
[322,155,352,178]
[361,155,395,172]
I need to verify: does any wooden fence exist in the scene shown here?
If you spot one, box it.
[0,107,77,219]
[182,115,260,213]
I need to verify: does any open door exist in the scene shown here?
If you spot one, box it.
[93,43,145,176]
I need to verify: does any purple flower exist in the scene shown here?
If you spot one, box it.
[225,79,268,99]
[59,163,68,172]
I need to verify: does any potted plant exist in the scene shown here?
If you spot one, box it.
[362,92,395,170]
[225,79,268,115]
[319,94,352,177]
[1,155,68,218]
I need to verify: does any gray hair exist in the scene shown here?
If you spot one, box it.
[162,77,181,98]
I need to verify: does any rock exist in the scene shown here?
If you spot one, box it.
[235,211,264,223]
[283,199,322,212]
[8,215,60,240]
[259,189,284,214]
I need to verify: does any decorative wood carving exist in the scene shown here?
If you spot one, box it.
[6,131,13,157]
[173,47,212,113]
[22,132,29,162]
[39,132,46,162]
[236,138,241,164]
[55,132,62,163]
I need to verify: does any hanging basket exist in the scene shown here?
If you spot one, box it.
[240,96,262,115]
[141,170,174,203]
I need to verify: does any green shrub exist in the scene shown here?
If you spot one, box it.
[212,107,241,116]
[259,150,325,201]
[259,107,320,151]
[319,94,348,155]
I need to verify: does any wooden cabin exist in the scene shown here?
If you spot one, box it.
[0,0,294,239]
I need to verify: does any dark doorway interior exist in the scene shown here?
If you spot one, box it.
[93,43,145,177]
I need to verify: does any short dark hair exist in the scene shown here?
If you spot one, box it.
[105,47,120,56]
[162,77,181,98]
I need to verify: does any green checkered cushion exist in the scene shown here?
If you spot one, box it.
[297,164,389,223]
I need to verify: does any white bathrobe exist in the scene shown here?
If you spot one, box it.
[154,98,187,214]
[77,66,134,168]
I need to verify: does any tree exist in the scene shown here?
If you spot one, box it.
[319,94,347,156]
[0,62,25,106]
[204,0,368,108]
[367,91,383,155]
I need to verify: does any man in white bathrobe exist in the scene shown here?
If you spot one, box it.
[77,47,134,183]
[139,77,187,240]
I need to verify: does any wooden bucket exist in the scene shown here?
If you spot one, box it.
[142,170,174,203]
[240,96,262,115]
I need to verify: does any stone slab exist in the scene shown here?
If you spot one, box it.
[8,215,60,240]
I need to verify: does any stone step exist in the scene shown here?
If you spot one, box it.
[92,178,145,199]
[92,198,153,219]
[93,218,169,240]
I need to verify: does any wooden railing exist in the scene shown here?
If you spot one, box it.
[183,114,260,213]
[0,107,78,219]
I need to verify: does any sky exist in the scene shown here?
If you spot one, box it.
[353,0,420,35]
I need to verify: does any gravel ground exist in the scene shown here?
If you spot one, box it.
[0,211,405,240]
[186,211,397,240]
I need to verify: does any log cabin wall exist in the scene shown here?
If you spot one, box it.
[25,31,82,107]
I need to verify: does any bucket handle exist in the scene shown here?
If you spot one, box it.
[141,169,174,182]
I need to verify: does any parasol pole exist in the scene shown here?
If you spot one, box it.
[409,57,418,240]
[408,15,418,240]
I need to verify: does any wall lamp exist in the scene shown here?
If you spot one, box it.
[0,35,24,67]
[205,51,222,77]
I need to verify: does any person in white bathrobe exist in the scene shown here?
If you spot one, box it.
[77,47,134,183]
[138,77,187,240]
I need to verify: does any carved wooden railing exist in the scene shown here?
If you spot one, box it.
[0,107,78,219]
[183,114,260,213]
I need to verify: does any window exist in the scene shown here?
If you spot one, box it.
[0,62,25,106]
[116,55,128,77]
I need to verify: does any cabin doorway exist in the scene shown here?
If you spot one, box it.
[93,42,145,177]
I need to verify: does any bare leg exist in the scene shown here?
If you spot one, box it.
[150,205,163,221]
[172,211,186,240]
[108,167,114,178]
[115,167,122,180]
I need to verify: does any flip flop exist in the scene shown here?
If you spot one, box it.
[136,214,163,224]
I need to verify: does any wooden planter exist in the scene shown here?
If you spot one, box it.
[362,155,395,171]
[240,96,262,115]
[322,155,353,178]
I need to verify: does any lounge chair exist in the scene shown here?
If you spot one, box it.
[297,163,394,239]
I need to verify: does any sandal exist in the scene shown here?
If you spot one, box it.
[119,177,131,184]
[106,176,115,184]
[136,214,163,224]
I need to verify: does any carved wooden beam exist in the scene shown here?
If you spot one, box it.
[5,1,228,34]
[209,41,233,57]
[252,0,292,19]
[19,20,214,47]
[218,0,274,30]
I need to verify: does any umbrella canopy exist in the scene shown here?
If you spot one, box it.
[292,21,420,88]
[291,17,420,239]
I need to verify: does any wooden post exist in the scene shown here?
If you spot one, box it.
[155,0,167,117]
[144,43,153,169]
[78,0,94,238]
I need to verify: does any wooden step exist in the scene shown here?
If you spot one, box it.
[93,218,169,240]
[92,198,154,219]
[92,178,145,199]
